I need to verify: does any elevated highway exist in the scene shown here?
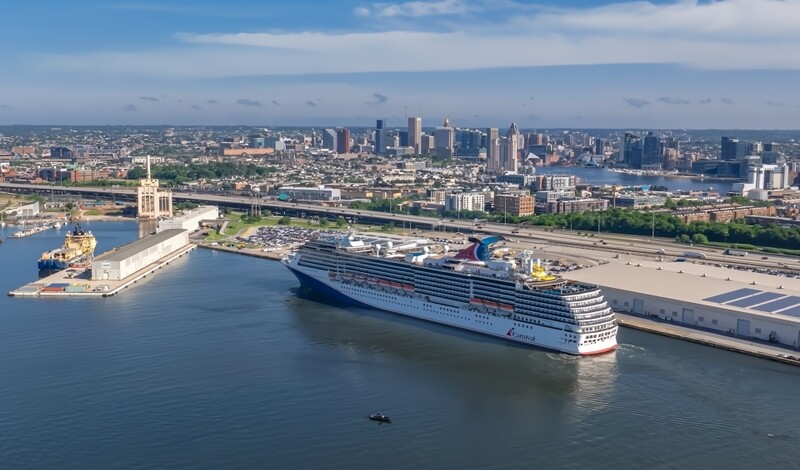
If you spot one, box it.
[2,181,798,273]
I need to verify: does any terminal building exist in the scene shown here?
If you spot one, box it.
[564,261,800,349]
[157,205,218,233]
[277,186,341,202]
[91,229,189,281]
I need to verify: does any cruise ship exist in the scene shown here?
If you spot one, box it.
[283,233,617,355]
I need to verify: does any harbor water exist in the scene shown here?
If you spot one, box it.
[537,167,737,194]
[0,222,799,469]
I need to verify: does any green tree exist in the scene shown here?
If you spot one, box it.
[277,216,291,225]
[692,233,709,244]
[335,216,347,227]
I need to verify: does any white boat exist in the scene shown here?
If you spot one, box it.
[283,234,617,355]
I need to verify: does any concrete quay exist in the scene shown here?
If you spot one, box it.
[616,312,800,367]
[8,243,196,298]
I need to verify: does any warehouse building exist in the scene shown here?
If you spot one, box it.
[157,205,218,233]
[564,261,800,349]
[92,229,189,281]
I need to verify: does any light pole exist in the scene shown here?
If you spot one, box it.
[651,212,655,239]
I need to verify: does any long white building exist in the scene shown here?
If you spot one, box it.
[564,260,800,348]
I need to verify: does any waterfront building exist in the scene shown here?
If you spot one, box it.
[721,137,750,161]
[157,205,219,233]
[621,132,643,168]
[408,117,422,154]
[532,174,576,192]
[594,139,605,156]
[136,156,173,219]
[92,229,188,281]
[642,132,663,169]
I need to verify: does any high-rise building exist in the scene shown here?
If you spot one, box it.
[434,117,455,157]
[408,117,422,154]
[594,138,605,156]
[335,127,351,154]
[375,119,385,155]
[322,128,337,151]
[721,136,748,161]
[486,128,500,173]
[642,132,663,168]
[420,134,435,155]
[621,132,643,168]
[445,192,485,212]
[499,123,520,173]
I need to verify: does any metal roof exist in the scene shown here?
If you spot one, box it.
[562,261,800,322]
[95,229,186,263]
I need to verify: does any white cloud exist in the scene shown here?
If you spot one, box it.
[34,0,800,79]
[353,7,370,17]
[373,0,477,18]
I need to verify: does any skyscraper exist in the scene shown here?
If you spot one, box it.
[621,132,643,168]
[721,136,747,161]
[322,128,337,151]
[642,132,663,168]
[434,117,455,157]
[408,117,421,154]
[375,119,385,155]
[486,127,499,173]
[501,123,520,173]
[335,127,351,154]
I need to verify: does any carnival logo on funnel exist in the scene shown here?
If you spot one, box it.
[507,327,535,342]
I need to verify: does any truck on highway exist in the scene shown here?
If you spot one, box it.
[684,251,707,259]
[724,249,748,256]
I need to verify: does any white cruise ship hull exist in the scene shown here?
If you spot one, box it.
[285,258,617,356]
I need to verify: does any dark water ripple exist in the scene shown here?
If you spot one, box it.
[1,222,799,469]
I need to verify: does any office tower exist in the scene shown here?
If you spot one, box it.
[721,136,747,161]
[434,117,455,157]
[408,117,422,154]
[500,123,520,173]
[375,119,385,154]
[594,138,605,156]
[322,128,337,151]
[420,134,435,155]
[486,127,499,172]
[621,132,643,168]
[335,127,351,154]
[642,132,663,168]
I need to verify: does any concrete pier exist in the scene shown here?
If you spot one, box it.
[8,243,196,298]
[617,312,800,367]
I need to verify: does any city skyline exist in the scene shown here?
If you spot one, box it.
[2,0,800,128]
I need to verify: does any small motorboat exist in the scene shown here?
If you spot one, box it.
[368,412,391,423]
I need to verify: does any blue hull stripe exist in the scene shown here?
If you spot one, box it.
[288,267,373,309]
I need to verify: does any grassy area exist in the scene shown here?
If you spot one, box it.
[84,209,104,216]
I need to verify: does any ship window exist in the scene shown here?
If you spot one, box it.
[698,317,704,322]
[755,328,762,334]
[712,319,718,325]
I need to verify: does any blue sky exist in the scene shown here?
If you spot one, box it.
[2,0,800,128]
